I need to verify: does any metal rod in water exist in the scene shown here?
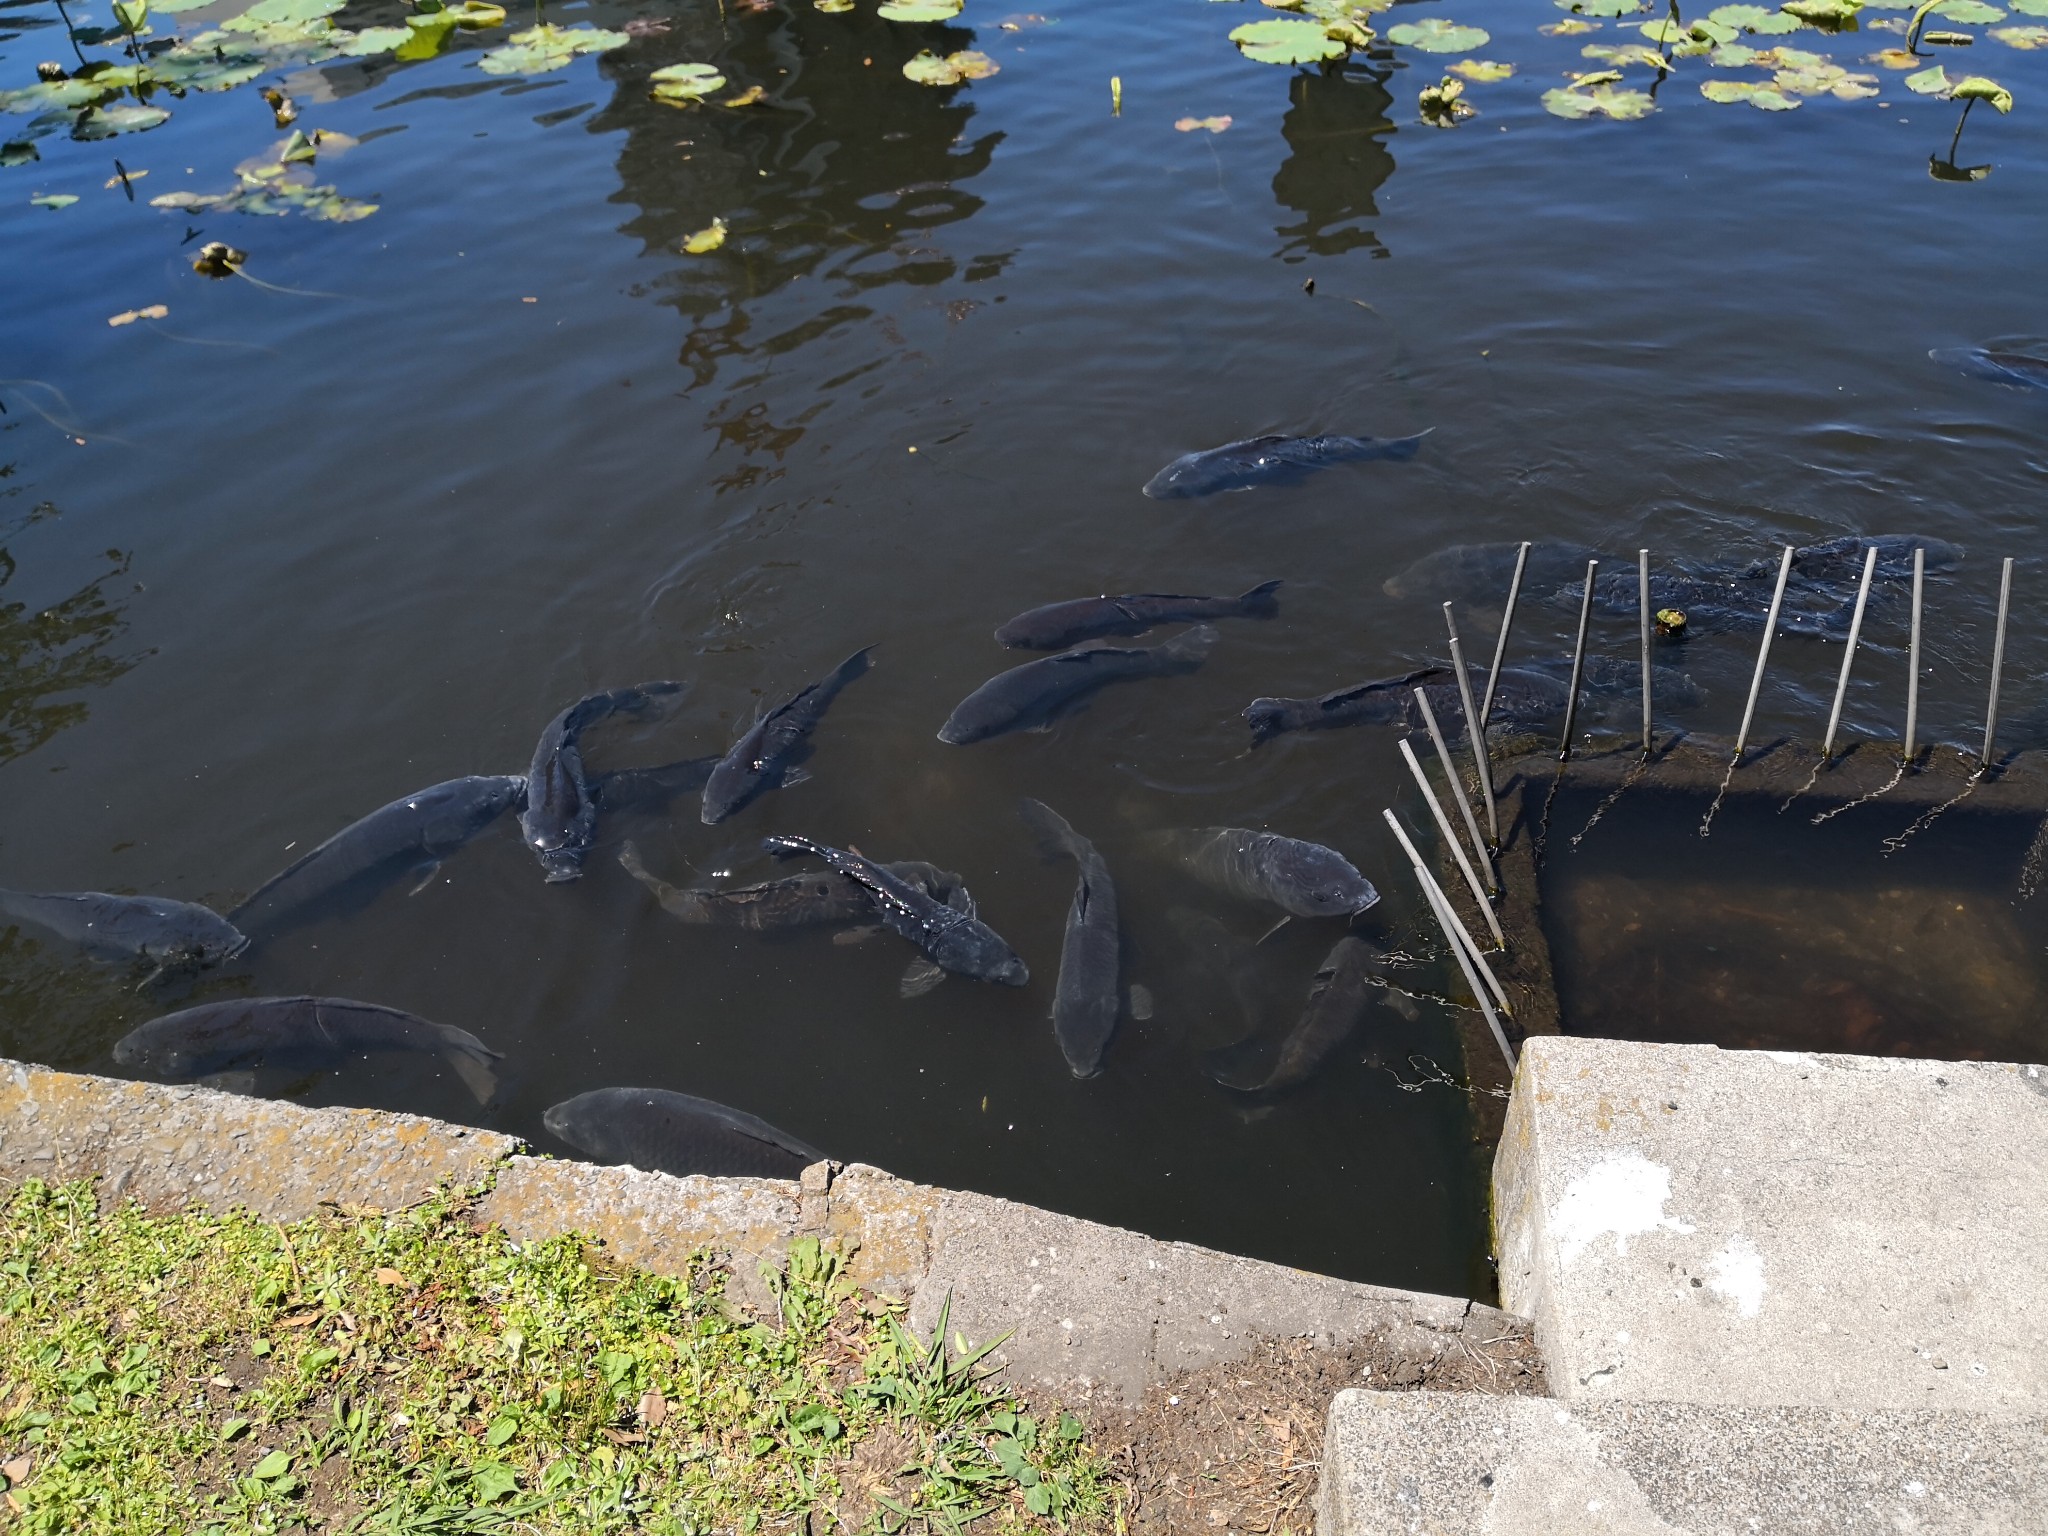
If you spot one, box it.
[1982,555,2015,771]
[1414,858,1516,1074]
[1443,604,1499,845]
[1399,736,1506,947]
[1732,544,1795,765]
[1415,688,1496,896]
[1904,545,1925,764]
[1821,544,1881,760]
[1482,540,1531,730]
[1638,548,1653,758]
[1382,809,1512,1017]
[1558,559,1598,762]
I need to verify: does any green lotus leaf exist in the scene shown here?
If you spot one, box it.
[1950,72,2012,105]
[1542,15,1600,29]
[1230,15,1349,59]
[1709,1,1805,26]
[73,103,171,138]
[815,0,854,10]
[1322,16,1373,44]
[1448,57,1514,77]
[649,61,727,99]
[1,140,37,166]
[1774,60,1880,91]
[1,78,116,113]
[31,192,78,207]
[333,25,407,53]
[2009,0,2047,13]
[1299,0,1395,16]
[947,48,999,76]
[152,0,226,11]
[1872,44,1922,62]
[877,0,963,17]
[1542,81,1657,115]
[478,22,628,74]
[1903,60,1951,85]
[149,43,267,88]
[1930,0,2001,16]
[1691,16,1742,38]
[1780,0,1863,21]
[902,49,959,82]
[1990,20,2048,39]
[1701,75,1804,102]
[1585,40,1674,64]
[1387,16,1489,49]
[1637,15,1695,39]
[1710,39,1765,59]
[220,0,344,31]
[1556,0,1642,15]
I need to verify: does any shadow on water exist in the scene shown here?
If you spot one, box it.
[0,517,145,769]
[1272,63,1396,263]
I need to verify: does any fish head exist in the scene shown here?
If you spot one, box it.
[1281,849,1381,918]
[1141,456,1204,499]
[934,923,1029,986]
[531,842,587,883]
[698,762,754,825]
[112,1022,192,1079]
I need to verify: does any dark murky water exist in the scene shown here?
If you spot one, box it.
[4,0,2047,1299]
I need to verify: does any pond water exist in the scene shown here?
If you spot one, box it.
[3,0,2046,1300]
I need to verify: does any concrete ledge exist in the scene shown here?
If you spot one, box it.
[1316,1389,2048,1535]
[1494,1037,2048,1413]
[0,1057,517,1219]
[0,1060,1534,1407]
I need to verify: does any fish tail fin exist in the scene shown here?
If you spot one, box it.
[618,839,650,880]
[762,834,817,860]
[1017,797,1079,862]
[1380,430,1431,462]
[1242,698,1289,747]
[1201,1037,1273,1093]
[437,1027,503,1105]
[1237,578,1283,616]
[833,645,878,686]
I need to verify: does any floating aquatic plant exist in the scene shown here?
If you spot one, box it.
[1709,2,1805,31]
[1229,15,1348,60]
[1703,74,1803,101]
[477,23,629,76]
[150,130,375,220]
[1418,74,1476,121]
[1557,0,1644,15]
[1386,16,1490,50]
[682,217,727,253]
[1449,57,1515,77]
[1542,71,1659,115]
[901,48,999,83]
[1990,20,2048,38]
[877,0,964,19]
[649,62,727,103]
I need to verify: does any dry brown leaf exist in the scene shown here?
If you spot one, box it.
[373,1267,412,1287]
[2,1456,30,1485]
[602,1427,646,1445]
[102,168,149,189]
[209,1375,235,1389]
[280,1311,322,1329]
[638,1387,668,1428]
[106,304,167,327]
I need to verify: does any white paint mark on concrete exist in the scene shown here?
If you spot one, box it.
[1764,1051,1806,1064]
[1905,1481,1927,1498]
[1708,1234,1767,1319]
[1552,1153,1695,1264]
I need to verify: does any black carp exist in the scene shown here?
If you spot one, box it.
[701,648,874,825]
[521,682,686,882]
[0,889,246,971]
[1150,827,1377,918]
[113,995,501,1103]
[995,582,1280,650]
[1204,934,1386,1093]
[1142,432,1428,498]
[939,626,1217,745]
[619,841,960,929]
[1381,541,1600,603]
[1019,799,1120,1079]
[762,835,1028,986]
[1930,346,2048,391]
[543,1086,823,1179]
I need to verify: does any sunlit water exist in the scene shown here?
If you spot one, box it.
[3,0,2046,1299]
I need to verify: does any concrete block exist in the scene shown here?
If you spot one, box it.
[0,1057,518,1220]
[1316,1389,2048,1536]
[1494,1037,2048,1412]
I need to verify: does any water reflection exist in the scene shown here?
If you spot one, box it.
[593,7,1004,398]
[0,523,144,769]
[1272,63,1397,261]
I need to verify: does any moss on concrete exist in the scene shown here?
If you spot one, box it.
[0,1179,1122,1534]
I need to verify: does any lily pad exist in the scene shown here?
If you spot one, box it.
[1556,0,1641,14]
[901,48,998,82]
[1990,20,2048,38]
[1386,16,1489,49]
[1951,71,2012,104]
[1930,0,2001,16]
[682,217,726,253]
[1585,40,1674,64]
[1710,40,1766,60]
[1775,59,1881,90]
[1448,57,1514,77]
[220,0,344,30]
[1229,16,1348,59]
[1,78,117,113]
[73,103,171,138]
[2011,0,2048,13]
[649,62,727,101]
[477,22,629,75]
[1709,1,1805,27]
[1871,43,1922,60]
[1702,75,1803,101]
[1903,60,1952,84]
[1542,17,1601,31]
[150,42,269,87]
[816,0,855,10]
[877,0,963,17]
[1637,15,1697,39]
[334,25,408,53]
[152,0,225,11]
[1541,81,1657,115]
[1,141,37,166]
[30,192,78,207]
[1780,0,1863,21]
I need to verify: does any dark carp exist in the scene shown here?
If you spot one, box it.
[544,1086,823,1179]
[0,889,246,971]
[619,841,960,930]
[1244,666,1449,746]
[938,626,1217,745]
[1019,799,1120,1078]
[1381,541,1600,603]
[1151,827,1377,918]
[113,995,501,1103]
[1204,934,1386,1093]
[701,648,874,825]
[521,681,686,882]
[1142,432,1428,498]
[994,581,1281,650]
[1930,346,2048,391]
[762,834,1028,985]
[232,774,526,939]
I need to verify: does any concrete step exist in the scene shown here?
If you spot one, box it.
[1492,1037,2048,1413]
[1316,1388,2048,1535]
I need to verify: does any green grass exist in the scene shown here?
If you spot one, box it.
[0,1180,1125,1534]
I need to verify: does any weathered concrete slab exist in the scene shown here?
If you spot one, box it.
[1494,1037,2048,1413]
[0,1062,1530,1407]
[0,1057,516,1219]
[1315,1389,2048,1535]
